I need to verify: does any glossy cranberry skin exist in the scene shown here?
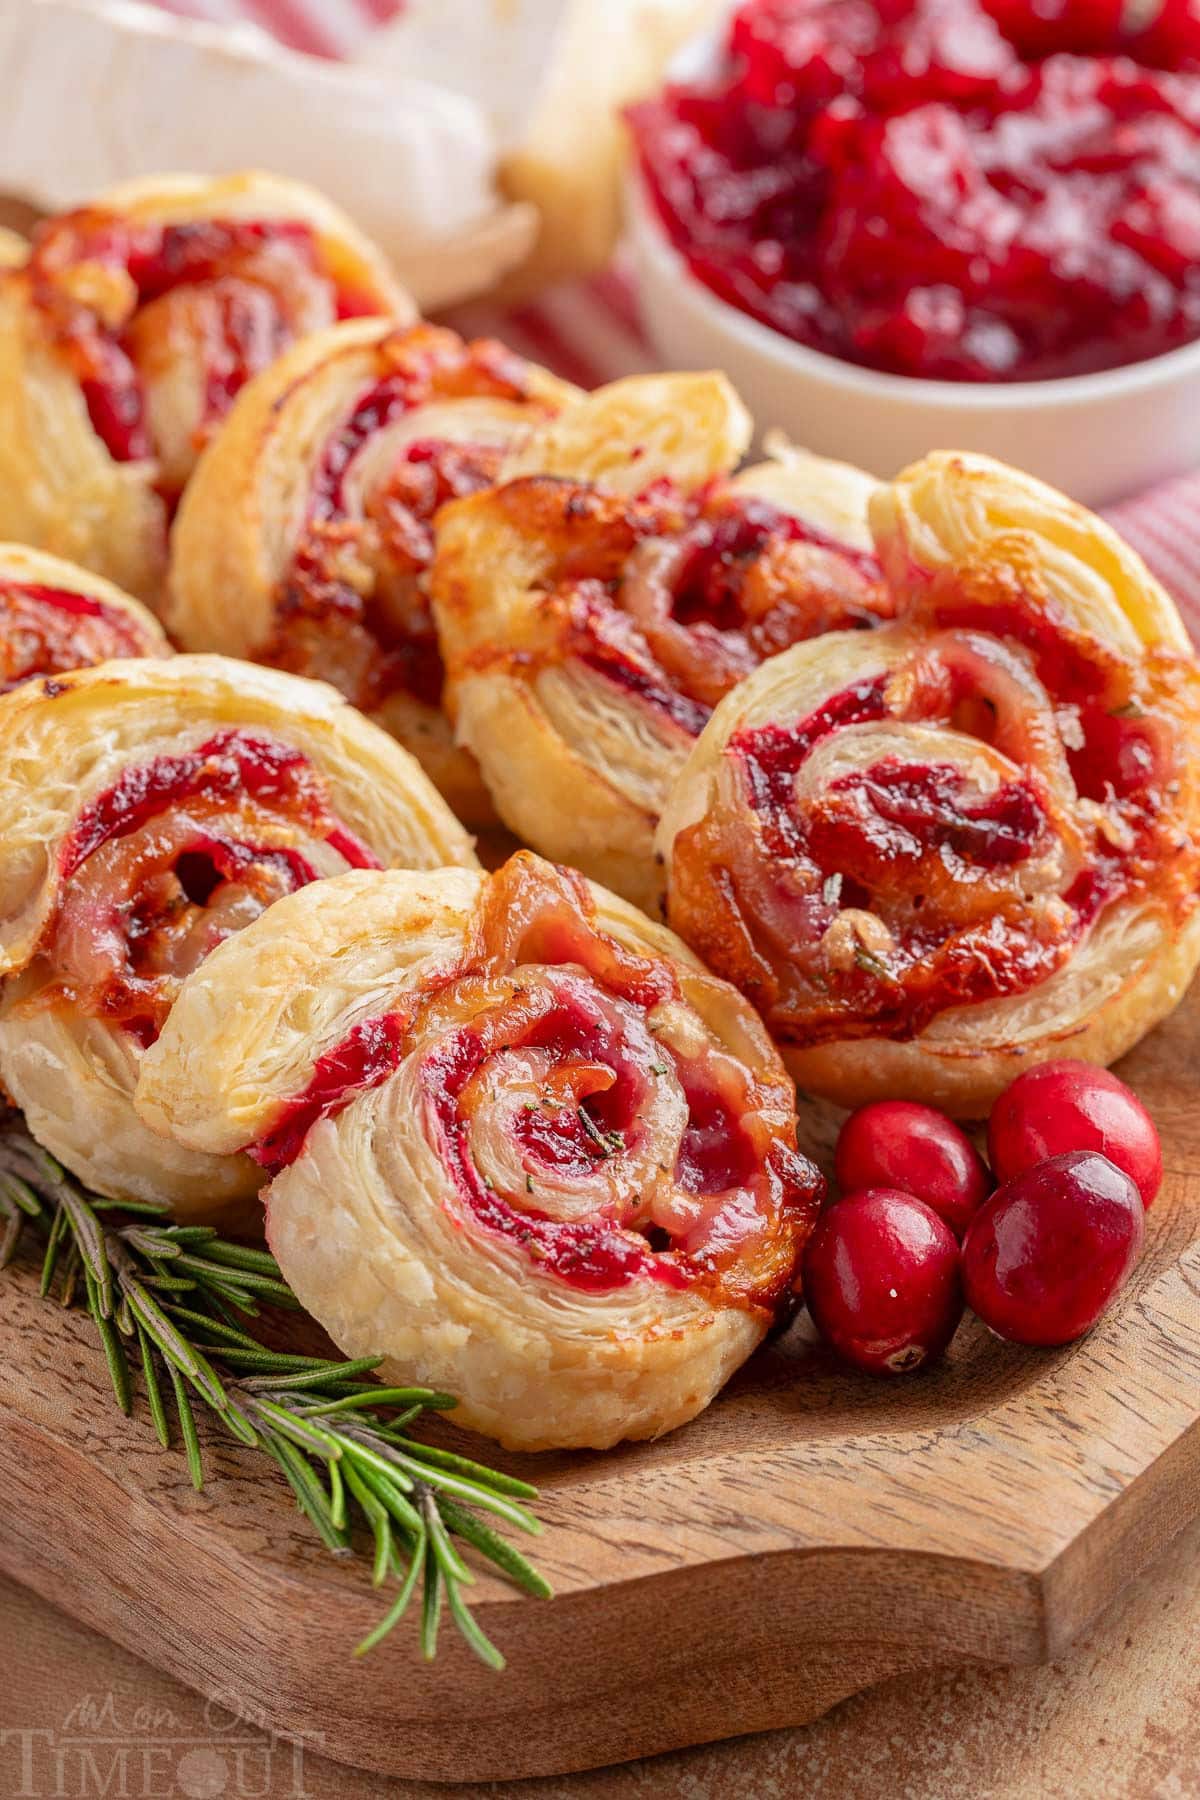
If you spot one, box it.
[988,1060,1162,1208]
[962,1151,1144,1347]
[835,1100,991,1237]
[802,1188,963,1376]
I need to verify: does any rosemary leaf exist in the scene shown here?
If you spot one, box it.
[1,1172,43,1218]
[84,1266,132,1417]
[239,1355,384,1391]
[444,1575,505,1673]
[89,1198,172,1216]
[267,1433,349,1555]
[373,1403,424,1430]
[353,1535,425,1658]
[376,1449,542,1534]
[295,1386,454,1418]
[0,1201,23,1271]
[58,1184,113,1318]
[341,1460,392,1587]
[121,1227,185,1261]
[203,1288,257,1332]
[0,1117,548,1669]
[439,1499,553,1599]
[39,1203,67,1298]
[168,1363,205,1492]
[387,1435,538,1500]
[342,1454,423,1537]
[138,1326,171,1451]
[185,1239,286,1276]
[425,1499,473,1587]
[57,1243,81,1311]
[419,1539,443,1663]
[372,1518,393,1590]
[161,1305,263,1351]
[248,1396,344,1463]
[219,1402,260,1450]
[138,1271,199,1295]
[122,1276,228,1412]
[327,1453,347,1534]
[171,1252,297,1302]
[212,1347,355,1374]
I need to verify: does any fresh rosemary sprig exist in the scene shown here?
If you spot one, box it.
[0,1118,549,1669]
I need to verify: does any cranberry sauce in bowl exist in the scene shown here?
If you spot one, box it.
[630,0,1200,385]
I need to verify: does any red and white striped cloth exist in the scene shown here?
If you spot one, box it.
[152,0,1200,637]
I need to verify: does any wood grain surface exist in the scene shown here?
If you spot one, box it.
[0,989,1198,1784]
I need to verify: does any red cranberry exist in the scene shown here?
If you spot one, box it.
[989,1059,1162,1208]
[962,1151,1144,1347]
[629,0,1200,382]
[835,1100,991,1237]
[802,1188,963,1376]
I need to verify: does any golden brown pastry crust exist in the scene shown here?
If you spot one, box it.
[0,653,476,1216]
[658,451,1200,1116]
[0,541,168,689]
[0,172,409,606]
[136,853,823,1450]
[432,380,887,910]
[168,319,576,824]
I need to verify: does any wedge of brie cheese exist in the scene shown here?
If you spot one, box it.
[0,0,536,307]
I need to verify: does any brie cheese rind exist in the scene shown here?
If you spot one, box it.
[2,0,536,308]
[365,0,726,285]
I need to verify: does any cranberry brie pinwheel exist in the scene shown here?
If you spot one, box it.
[168,320,577,822]
[135,852,823,1450]
[0,173,407,606]
[431,374,890,907]
[0,542,168,690]
[0,655,475,1218]
[658,452,1200,1116]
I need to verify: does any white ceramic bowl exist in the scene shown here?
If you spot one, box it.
[626,40,1200,507]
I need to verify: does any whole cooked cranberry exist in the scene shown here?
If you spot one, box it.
[835,1100,991,1236]
[989,1060,1162,1208]
[802,1188,963,1376]
[962,1151,1144,1347]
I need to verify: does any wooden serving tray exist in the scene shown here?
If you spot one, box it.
[1,991,1199,1785]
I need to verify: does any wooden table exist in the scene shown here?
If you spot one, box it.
[2,1513,1196,1799]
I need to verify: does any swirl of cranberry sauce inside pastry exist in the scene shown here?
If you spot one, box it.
[468,475,892,738]
[257,328,559,714]
[25,209,379,498]
[253,855,822,1305]
[668,587,1200,1045]
[0,581,157,690]
[39,731,379,1045]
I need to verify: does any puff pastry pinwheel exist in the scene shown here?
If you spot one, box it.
[0,542,168,690]
[431,375,891,907]
[168,319,576,822]
[135,851,824,1450]
[0,172,408,606]
[0,655,476,1219]
[657,452,1200,1117]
